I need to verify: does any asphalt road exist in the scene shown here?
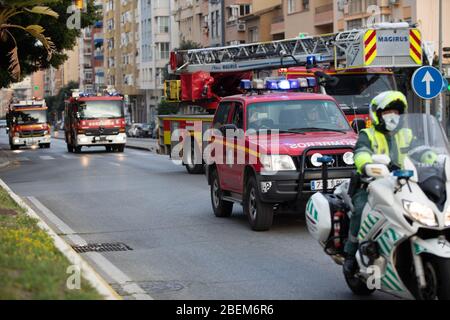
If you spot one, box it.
[0,130,394,300]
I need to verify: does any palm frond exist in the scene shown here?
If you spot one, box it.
[24,6,59,18]
[8,47,20,80]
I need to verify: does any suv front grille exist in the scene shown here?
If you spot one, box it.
[20,130,45,138]
[85,128,119,136]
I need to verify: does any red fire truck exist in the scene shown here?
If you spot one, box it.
[64,90,127,153]
[7,99,51,150]
[160,23,422,173]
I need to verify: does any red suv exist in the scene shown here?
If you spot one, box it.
[205,92,358,231]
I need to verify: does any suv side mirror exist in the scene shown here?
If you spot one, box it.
[351,119,366,133]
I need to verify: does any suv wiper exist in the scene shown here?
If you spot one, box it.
[289,127,348,134]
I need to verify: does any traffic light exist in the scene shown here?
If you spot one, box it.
[74,0,83,10]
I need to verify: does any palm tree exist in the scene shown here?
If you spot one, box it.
[0,1,59,80]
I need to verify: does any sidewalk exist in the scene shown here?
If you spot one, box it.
[53,131,158,153]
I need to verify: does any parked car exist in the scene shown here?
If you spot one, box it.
[127,123,143,137]
[140,123,155,138]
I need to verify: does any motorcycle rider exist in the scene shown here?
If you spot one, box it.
[343,91,437,276]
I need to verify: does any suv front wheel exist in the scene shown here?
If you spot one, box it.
[210,170,233,217]
[244,176,274,231]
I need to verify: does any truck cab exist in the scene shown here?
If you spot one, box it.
[282,67,397,128]
[206,83,357,231]
[7,100,51,150]
[64,92,127,153]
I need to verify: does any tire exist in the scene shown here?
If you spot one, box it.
[243,176,274,231]
[434,257,450,300]
[344,273,375,296]
[105,146,112,152]
[45,143,50,149]
[210,170,233,217]
[117,145,125,153]
[10,144,18,151]
[415,257,450,300]
[183,142,204,174]
[39,144,44,149]
[74,146,82,153]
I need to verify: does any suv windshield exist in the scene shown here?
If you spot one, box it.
[325,74,396,114]
[246,100,351,133]
[78,100,124,119]
[13,109,47,125]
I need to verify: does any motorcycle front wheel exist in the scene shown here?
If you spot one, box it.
[344,273,375,296]
[416,257,450,300]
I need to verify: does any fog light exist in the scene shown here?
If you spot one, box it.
[261,182,272,193]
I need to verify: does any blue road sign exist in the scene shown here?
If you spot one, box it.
[412,66,444,100]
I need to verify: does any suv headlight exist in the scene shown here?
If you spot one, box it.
[260,155,296,172]
[403,200,438,227]
[44,130,49,135]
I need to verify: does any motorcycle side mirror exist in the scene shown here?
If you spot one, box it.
[351,119,366,133]
[365,164,390,178]
[372,154,391,166]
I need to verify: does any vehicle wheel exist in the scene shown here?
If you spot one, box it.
[183,143,204,174]
[45,144,50,149]
[10,144,18,151]
[105,146,112,152]
[244,176,274,231]
[210,170,233,217]
[39,144,44,149]
[117,145,125,153]
[344,273,375,296]
[74,146,82,153]
[415,257,450,300]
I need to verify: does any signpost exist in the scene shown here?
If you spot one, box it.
[412,66,445,115]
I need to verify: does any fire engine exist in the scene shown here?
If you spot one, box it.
[64,89,127,153]
[160,22,423,173]
[6,99,51,150]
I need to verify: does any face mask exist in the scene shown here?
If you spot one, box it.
[382,113,400,131]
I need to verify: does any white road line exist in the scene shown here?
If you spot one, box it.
[17,157,30,161]
[109,162,121,167]
[61,154,77,159]
[40,155,55,160]
[26,196,152,300]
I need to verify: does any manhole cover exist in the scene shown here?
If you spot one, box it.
[0,208,17,216]
[72,242,133,253]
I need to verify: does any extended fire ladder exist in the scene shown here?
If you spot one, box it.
[170,22,423,74]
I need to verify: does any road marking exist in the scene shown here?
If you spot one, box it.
[26,197,152,300]
[61,154,77,159]
[17,157,30,161]
[40,156,55,160]
[109,162,121,167]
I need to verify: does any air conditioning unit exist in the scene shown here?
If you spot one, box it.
[237,22,246,32]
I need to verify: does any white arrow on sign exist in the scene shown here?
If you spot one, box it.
[422,71,435,95]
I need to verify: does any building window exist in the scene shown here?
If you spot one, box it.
[347,19,363,30]
[349,0,363,15]
[239,4,251,16]
[158,16,169,33]
[157,42,169,60]
[107,19,114,30]
[302,0,309,11]
[249,27,258,43]
[287,0,296,14]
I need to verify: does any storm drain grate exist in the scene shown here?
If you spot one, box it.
[72,242,133,253]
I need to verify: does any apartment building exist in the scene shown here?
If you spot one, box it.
[104,0,140,122]
[174,0,209,47]
[224,0,253,44]
[138,0,179,123]
[79,0,105,93]
[241,0,283,43]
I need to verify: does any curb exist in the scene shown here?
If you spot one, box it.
[0,179,122,300]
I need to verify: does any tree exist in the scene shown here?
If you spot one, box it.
[157,100,179,115]
[45,80,78,121]
[0,0,98,89]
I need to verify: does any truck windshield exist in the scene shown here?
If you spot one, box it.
[13,110,47,125]
[325,74,396,114]
[246,100,351,133]
[78,100,124,119]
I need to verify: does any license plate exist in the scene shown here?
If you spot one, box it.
[94,137,107,142]
[311,179,350,191]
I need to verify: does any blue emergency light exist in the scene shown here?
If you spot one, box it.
[240,79,252,90]
[306,56,316,67]
[307,77,317,87]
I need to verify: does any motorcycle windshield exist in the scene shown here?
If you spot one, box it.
[399,114,449,208]
[399,114,450,160]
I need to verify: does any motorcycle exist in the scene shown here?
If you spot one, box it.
[306,114,450,300]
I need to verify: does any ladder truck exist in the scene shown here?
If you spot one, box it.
[160,22,423,173]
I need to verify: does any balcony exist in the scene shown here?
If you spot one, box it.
[270,16,285,35]
[314,3,333,27]
[94,50,104,60]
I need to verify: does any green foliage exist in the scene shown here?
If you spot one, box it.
[45,80,78,119]
[157,100,179,115]
[0,0,99,89]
